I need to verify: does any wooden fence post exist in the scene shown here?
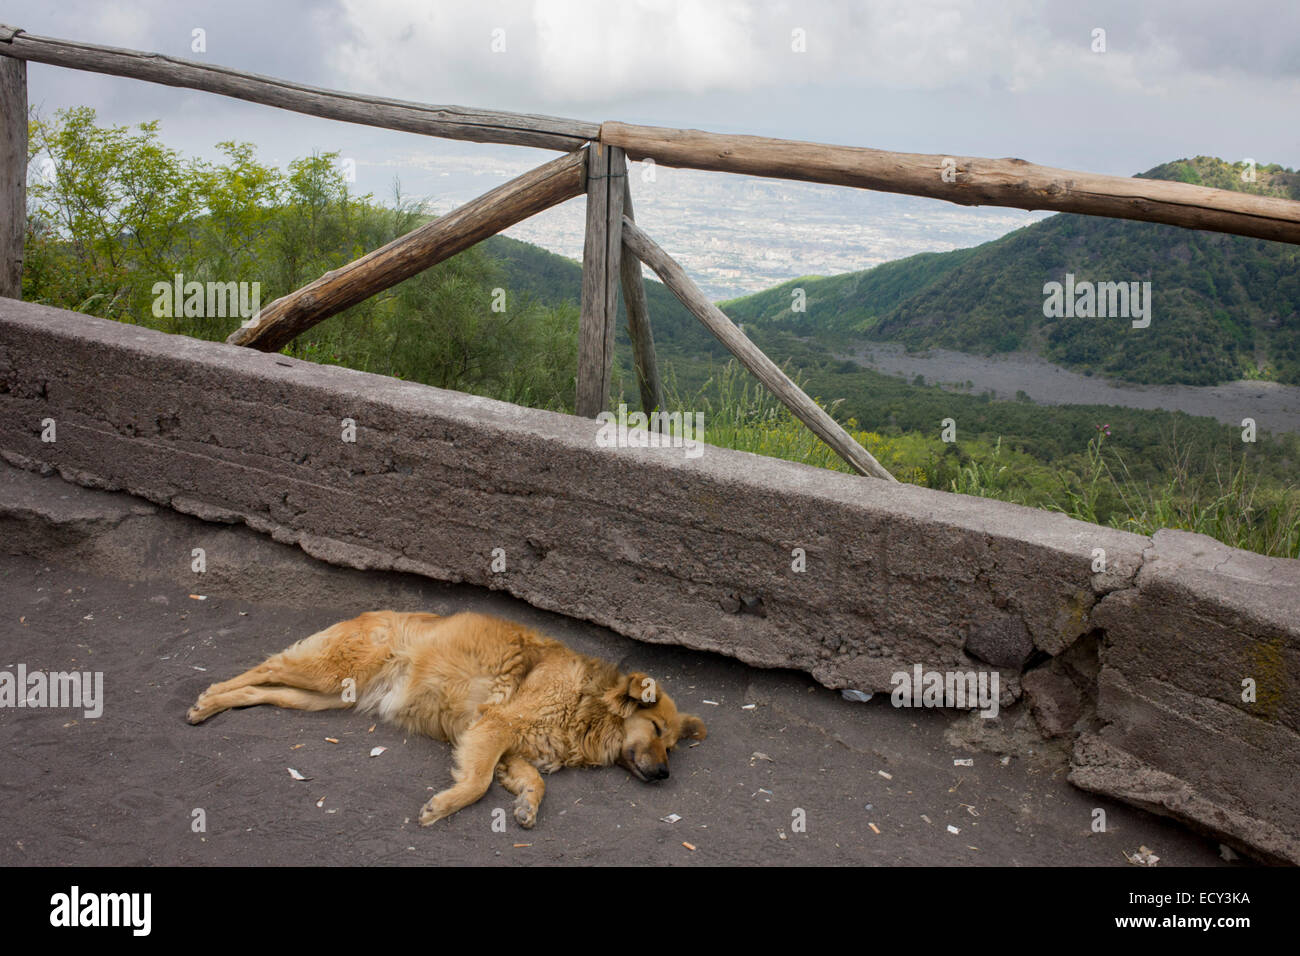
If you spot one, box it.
[0,47,25,300]
[576,144,626,417]
[619,176,665,422]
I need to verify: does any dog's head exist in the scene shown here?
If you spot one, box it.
[603,672,707,782]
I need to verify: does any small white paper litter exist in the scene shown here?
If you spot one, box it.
[954,758,974,767]
[660,813,682,824]
[1126,845,1160,867]
[287,768,308,781]
[369,746,387,757]
[947,825,961,835]
[702,699,720,706]
[878,770,893,780]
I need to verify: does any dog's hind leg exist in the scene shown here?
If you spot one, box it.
[187,686,349,724]
[188,612,399,723]
[418,717,512,827]
[495,755,545,829]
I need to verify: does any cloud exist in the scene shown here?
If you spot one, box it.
[326,0,767,105]
[16,0,1294,119]
[322,0,1300,110]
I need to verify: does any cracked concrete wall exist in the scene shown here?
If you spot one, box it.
[1071,530,1300,864]
[1,298,1297,862]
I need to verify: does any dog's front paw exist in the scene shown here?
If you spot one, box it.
[514,794,538,829]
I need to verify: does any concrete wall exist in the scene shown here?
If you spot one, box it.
[1072,530,1300,864]
[2,298,1297,862]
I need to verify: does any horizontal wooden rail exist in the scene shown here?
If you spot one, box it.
[228,148,587,351]
[0,25,596,151]
[602,121,1300,246]
[5,23,1297,244]
[621,217,896,481]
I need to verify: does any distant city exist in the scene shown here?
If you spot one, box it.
[360,148,1052,301]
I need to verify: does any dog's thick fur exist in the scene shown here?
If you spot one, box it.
[186,610,706,828]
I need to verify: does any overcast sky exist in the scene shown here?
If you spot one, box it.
[6,0,1298,283]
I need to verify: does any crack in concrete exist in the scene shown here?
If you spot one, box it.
[1090,535,1156,599]
[1082,536,1157,640]
[1210,552,1234,575]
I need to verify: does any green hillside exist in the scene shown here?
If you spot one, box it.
[483,234,724,358]
[717,246,978,340]
[724,157,1300,386]
[22,109,1299,557]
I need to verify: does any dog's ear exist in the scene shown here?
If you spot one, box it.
[603,672,658,717]
[627,673,659,705]
[677,714,707,741]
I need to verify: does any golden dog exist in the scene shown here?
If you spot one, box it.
[186,610,706,828]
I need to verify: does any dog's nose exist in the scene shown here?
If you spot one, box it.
[652,766,669,781]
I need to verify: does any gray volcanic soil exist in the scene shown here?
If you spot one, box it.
[841,342,1300,435]
[0,463,1235,866]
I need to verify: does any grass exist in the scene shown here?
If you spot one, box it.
[657,359,1300,559]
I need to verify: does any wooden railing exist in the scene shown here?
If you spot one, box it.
[4,24,1300,481]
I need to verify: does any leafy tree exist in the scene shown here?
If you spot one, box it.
[23,107,579,410]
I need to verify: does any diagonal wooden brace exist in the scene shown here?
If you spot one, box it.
[621,216,896,481]
[227,147,587,352]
